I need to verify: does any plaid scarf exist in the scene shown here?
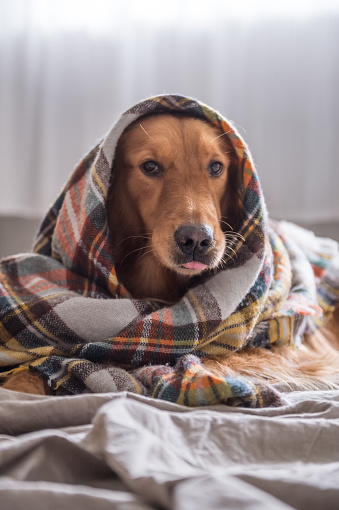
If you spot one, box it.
[1,95,338,407]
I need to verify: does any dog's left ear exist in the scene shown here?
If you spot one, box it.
[221,144,243,233]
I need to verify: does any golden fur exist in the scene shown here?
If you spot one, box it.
[108,113,242,303]
[3,114,339,394]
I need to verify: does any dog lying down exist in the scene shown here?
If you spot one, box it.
[1,95,339,403]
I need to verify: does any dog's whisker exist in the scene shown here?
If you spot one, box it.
[139,123,154,141]
[210,132,231,143]
[117,235,152,247]
[224,231,245,241]
[117,234,152,247]
[220,219,233,230]
[120,245,152,264]
[138,247,156,262]
[224,245,237,258]
[224,240,241,249]
[219,258,227,269]
[223,237,243,249]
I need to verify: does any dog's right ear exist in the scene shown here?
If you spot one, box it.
[106,138,146,265]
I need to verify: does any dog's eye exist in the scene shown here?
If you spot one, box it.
[140,160,162,177]
[209,161,224,177]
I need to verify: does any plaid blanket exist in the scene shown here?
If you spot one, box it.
[1,95,339,407]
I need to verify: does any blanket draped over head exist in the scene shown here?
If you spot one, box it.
[1,95,339,407]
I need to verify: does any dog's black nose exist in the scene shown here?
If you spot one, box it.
[175,224,214,256]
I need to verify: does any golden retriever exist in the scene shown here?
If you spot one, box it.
[3,113,339,394]
[107,113,242,303]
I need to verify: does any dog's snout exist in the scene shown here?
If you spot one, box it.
[175,224,214,256]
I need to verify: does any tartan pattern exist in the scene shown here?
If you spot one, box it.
[1,95,338,408]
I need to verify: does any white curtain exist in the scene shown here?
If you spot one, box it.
[0,0,338,222]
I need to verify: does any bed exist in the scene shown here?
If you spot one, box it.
[1,385,338,510]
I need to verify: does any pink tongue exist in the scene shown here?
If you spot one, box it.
[182,261,208,270]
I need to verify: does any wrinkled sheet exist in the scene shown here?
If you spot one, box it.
[0,387,339,510]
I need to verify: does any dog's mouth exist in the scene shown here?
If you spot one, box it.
[173,254,219,276]
[180,261,208,271]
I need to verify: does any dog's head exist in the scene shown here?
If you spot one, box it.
[108,113,242,297]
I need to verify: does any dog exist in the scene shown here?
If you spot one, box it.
[107,112,339,390]
[3,113,339,394]
[107,113,242,303]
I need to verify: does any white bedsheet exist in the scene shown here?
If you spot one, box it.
[0,388,338,509]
